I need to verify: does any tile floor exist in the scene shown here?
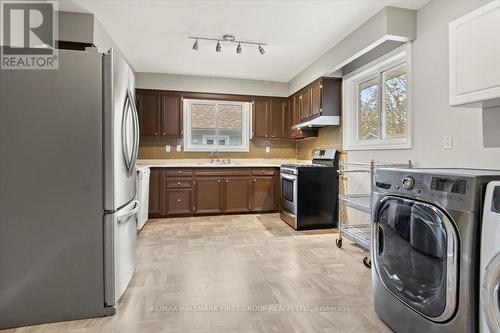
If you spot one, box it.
[2,214,390,333]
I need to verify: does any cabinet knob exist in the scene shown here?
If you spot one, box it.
[265,134,268,138]
[177,170,181,174]
[162,133,166,136]
[154,132,158,136]
[218,179,221,183]
[177,182,181,185]
[177,198,181,202]
[226,180,229,183]
[253,179,257,182]
[272,135,275,138]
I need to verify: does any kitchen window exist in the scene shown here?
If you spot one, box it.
[344,43,412,150]
[183,99,251,151]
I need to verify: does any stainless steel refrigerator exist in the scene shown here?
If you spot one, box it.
[0,48,140,328]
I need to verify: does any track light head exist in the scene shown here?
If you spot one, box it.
[258,44,265,55]
[236,43,242,54]
[192,39,198,50]
[216,41,221,52]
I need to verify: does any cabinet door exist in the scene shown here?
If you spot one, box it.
[224,177,251,213]
[148,168,163,215]
[301,88,311,121]
[269,98,286,139]
[253,97,270,139]
[284,100,290,139]
[311,80,322,118]
[194,177,223,214]
[251,176,275,211]
[160,92,182,137]
[137,90,160,136]
[165,189,192,215]
[449,1,500,106]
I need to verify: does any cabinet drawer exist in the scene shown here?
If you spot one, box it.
[166,189,192,215]
[166,177,192,189]
[251,168,276,176]
[165,168,193,177]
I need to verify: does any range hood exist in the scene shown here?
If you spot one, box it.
[292,116,340,129]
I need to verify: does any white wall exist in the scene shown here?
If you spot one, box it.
[347,0,500,169]
[135,72,289,97]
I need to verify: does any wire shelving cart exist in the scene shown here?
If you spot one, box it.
[336,159,412,268]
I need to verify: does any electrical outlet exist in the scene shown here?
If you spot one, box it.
[165,145,171,152]
[176,144,182,152]
[265,146,270,153]
[443,136,453,149]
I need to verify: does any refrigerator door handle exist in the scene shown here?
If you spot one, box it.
[117,200,139,220]
[129,89,140,176]
[121,92,133,175]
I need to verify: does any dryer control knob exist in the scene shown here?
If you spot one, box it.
[402,177,415,190]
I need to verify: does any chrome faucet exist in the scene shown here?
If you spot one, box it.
[210,150,220,164]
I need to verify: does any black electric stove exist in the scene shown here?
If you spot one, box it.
[280,148,339,230]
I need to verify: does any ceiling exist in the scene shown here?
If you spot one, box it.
[62,0,430,82]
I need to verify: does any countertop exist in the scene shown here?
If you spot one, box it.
[137,159,311,168]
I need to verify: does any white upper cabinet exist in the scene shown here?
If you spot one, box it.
[449,1,500,107]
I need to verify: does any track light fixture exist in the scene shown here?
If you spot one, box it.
[258,44,265,55]
[189,34,266,55]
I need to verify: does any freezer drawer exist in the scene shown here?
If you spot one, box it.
[104,200,139,311]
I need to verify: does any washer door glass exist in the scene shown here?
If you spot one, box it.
[374,196,458,321]
[482,253,500,332]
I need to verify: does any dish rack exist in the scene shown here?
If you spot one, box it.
[336,159,412,268]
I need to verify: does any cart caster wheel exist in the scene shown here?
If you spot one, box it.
[363,257,371,269]
[336,239,342,248]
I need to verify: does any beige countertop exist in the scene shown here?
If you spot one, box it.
[137,158,311,168]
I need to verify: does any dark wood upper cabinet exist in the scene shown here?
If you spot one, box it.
[137,90,160,136]
[253,97,288,140]
[160,92,182,137]
[269,98,287,139]
[300,88,311,122]
[148,168,163,215]
[252,97,270,139]
[194,177,223,214]
[311,80,322,118]
[251,176,275,212]
[224,176,251,213]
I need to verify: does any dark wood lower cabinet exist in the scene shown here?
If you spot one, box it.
[148,167,279,217]
[224,176,251,213]
[165,189,192,215]
[194,177,223,215]
[148,168,163,215]
[251,176,276,211]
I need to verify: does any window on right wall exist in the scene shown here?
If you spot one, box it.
[344,43,412,150]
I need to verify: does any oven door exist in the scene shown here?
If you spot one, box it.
[280,172,297,215]
[373,196,458,322]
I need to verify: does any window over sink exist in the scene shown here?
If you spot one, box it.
[344,43,412,150]
[183,99,251,152]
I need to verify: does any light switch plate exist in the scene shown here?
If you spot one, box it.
[443,136,453,149]
[265,146,270,153]
[165,145,171,152]
[176,144,182,152]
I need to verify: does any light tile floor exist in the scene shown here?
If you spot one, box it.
[2,214,390,333]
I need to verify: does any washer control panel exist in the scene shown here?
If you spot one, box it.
[402,176,415,190]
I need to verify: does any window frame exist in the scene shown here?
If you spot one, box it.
[183,98,251,152]
[343,43,412,151]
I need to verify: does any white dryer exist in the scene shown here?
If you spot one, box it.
[480,181,500,333]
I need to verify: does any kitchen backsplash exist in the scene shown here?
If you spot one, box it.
[138,138,298,159]
[138,126,342,160]
[296,126,342,160]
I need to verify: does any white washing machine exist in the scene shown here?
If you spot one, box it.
[480,181,500,333]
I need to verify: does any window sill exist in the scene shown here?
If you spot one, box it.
[343,141,412,151]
